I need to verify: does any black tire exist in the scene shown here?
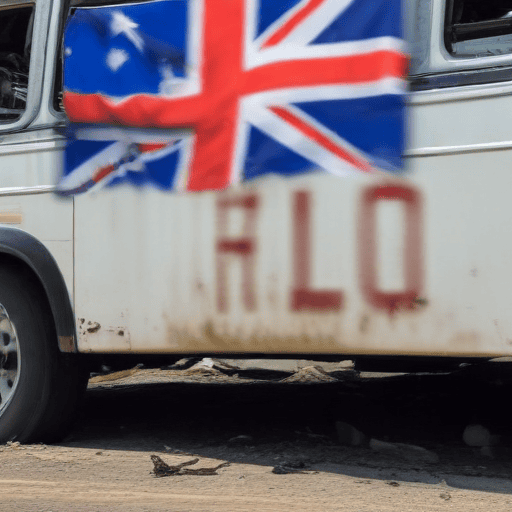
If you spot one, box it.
[0,263,89,443]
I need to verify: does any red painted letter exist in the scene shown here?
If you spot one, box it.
[291,191,343,311]
[216,195,258,312]
[359,184,423,314]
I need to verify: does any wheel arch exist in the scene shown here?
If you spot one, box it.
[0,227,77,353]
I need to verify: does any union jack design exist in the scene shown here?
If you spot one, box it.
[59,0,407,195]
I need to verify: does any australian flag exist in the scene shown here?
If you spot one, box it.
[58,0,408,195]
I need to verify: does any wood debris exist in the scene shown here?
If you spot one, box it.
[150,455,230,477]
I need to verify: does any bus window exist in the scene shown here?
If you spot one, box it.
[0,2,33,122]
[445,0,512,57]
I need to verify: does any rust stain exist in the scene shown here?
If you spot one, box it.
[78,323,131,351]
[86,322,101,334]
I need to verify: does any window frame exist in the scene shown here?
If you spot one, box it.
[406,0,512,91]
[0,0,53,133]
[428,0,512,74]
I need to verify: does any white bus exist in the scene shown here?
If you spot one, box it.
[0,0,511,442]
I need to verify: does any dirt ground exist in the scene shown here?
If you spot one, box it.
[2,358,512,511]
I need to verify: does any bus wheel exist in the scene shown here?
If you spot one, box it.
[0,264,88,443]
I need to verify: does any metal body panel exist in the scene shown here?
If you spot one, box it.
[0,133,72,293]
[71,69,512,356]
[71,162,512,357]
[0,130,74,346]
[3,0,512,358]
[0,226,75,343]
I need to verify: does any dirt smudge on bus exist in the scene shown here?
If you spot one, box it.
[449,330,482,352]
[165,320,340,354]
[359,315,370,333]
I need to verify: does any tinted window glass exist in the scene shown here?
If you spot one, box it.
[0,4,32,122]
[445,0,512,57]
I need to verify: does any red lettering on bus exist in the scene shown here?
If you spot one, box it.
[216,195,258,312]
[358,184,423,314]
[291,191,343,311]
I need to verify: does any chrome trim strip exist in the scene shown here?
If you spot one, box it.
[405,140,512,158]
[0,185,55,197]
[409,80,512,106]
[0,0,34,9]
[1,137,509,166]
[0,139,64,156]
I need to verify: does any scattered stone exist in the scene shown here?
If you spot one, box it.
[387,481,400,487]
[182,358,222,377]
[369,439,439,464]
[272,465,308,475]
[228,435,254,446]
[271,459,313,475]
[462,424,495,447]
[199,357,215,368]
[1,441,24,451]
[171,357,192,367]
[440,493,451,501]
[272,466,294,475]
[150,455,229,477]
[209,359,243,371]
[335,421,367,446]
[161,357,201,370]
[280,366,337,384]
[174,358,299,380]
[162,445,188,455]
[283,460,307,469]
[189,358,217,372]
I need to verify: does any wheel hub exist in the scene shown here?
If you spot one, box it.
[0,304,20,411]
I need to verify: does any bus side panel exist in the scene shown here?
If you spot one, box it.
[73,86,512,357]
[0,141,74,300]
